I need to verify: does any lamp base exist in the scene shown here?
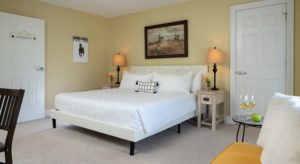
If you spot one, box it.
[115,65,121,85]
[211,63,219,91]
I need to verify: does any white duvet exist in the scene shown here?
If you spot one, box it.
[55,88,196,133]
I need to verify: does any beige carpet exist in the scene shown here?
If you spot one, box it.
[0,118,260,164]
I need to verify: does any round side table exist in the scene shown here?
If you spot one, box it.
[232,115,263,142]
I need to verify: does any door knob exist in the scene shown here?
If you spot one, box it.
[34,66,44,71]
[235,71,248,75]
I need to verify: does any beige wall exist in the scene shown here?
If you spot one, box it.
[0,0,110,109]
[109,0,258,115]
[295,0,300,96]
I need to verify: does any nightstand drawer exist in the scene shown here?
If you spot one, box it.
[200,95,213,104]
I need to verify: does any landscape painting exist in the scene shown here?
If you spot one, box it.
[145,20,188,59]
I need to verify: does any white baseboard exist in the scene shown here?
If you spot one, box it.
[224,115,234,124]
[44,109,51,118]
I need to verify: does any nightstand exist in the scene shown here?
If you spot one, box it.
[197,89,225,130]
[101,84,120,89]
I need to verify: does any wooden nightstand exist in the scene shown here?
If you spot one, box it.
[101,84,120,89]
[197,89,225,130]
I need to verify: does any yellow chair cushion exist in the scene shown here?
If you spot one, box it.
[211,142,263,164]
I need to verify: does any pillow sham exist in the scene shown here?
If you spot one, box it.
[152,72,193,94]
[190,72,202,93]
[135,81,159,93]
[120,71,152,90]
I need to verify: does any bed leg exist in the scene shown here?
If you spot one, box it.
[52,119,56,128]
[178,124,181,134]
[130,142,135,156]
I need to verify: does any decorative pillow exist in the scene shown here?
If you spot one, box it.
[120,71,152,90]
[135,81,159,93]
[190,72,202,93]
[152,72,193,94]
[260,94,300,164]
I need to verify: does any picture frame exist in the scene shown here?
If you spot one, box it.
[73,36,88,63]
[144,20,188,59]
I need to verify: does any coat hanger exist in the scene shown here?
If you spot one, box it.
[11,30,36,40]
[18,30,32,37]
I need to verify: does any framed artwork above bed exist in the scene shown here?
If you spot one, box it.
[144,20,188,59]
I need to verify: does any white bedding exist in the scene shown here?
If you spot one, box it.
[55,88,196,133]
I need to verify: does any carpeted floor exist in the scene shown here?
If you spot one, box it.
[0,118,260,164]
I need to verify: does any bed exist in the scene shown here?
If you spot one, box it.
[49,65,208,155]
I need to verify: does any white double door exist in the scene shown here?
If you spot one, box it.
[0,12,45,122]
[233,3,287,116]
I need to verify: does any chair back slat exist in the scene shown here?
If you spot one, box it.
[3,95,10,128]
[0,95,10,129]
[0,95,4,111]
[3,96,17,129]
[0,95,5,119]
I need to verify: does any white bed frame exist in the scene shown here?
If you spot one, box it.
[50,65,208,155]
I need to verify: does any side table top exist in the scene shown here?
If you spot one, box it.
[232,115,263,127]
[198,89,226,95]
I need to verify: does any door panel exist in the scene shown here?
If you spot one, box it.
[0,12,45,122]
[243,33,257,67]
[263,32,278,67]
[235,4,286,116]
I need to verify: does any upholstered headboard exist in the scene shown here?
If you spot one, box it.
[130,65,208,75]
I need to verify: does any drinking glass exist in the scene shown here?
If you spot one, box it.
[247,95,256,109]
[239,95,248,110]
[239,94,255,119]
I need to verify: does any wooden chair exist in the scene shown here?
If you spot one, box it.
[0,88,25,164]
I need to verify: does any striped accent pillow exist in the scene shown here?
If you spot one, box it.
[135,81,159,93]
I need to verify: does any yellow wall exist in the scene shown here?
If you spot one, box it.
[295,0,300,96]
[109,0,258,114]
[0,0,110,109]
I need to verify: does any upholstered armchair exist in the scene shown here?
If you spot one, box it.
[211,93,300,164]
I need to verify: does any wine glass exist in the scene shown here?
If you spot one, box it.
[239,95,248,110]
[247,95,256,109]
[239,94,255,120]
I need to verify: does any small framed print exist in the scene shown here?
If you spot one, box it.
[73,36,88,63]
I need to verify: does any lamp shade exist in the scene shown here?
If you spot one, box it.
[207,47,224,64]
[113,53,125,66]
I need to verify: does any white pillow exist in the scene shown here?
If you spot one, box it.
[152,72,193,94]
[190,72,202,93]
[260,94,300,164]
[120,71,152,90]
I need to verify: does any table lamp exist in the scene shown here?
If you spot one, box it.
[113,53,125,84]
[207,47,224,90]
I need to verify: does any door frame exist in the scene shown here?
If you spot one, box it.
[230,0,294,122]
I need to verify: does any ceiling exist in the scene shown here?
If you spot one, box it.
[38,0,191,18]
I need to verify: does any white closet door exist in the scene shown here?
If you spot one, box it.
[0,12,45,122]
[234,4,287,116]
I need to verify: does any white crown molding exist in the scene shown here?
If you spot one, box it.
[38,0,191,18]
